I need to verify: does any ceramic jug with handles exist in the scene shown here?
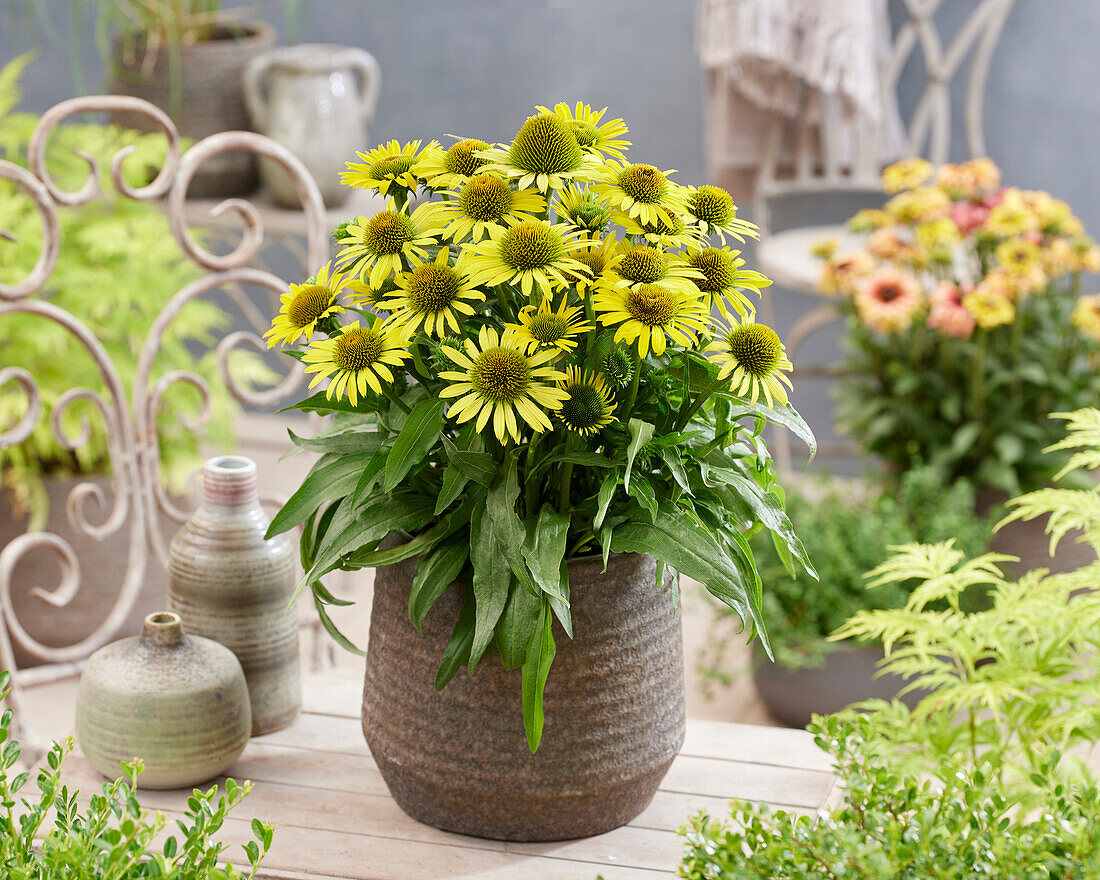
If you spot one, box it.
[244,44,381,207]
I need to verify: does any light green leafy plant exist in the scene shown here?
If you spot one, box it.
[0,52,272,528]
[0,671,274,877]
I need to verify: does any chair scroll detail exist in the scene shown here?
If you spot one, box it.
[0,96,328,753]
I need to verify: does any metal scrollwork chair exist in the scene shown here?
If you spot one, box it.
[0,95,332,756]
[752,0,1016,469]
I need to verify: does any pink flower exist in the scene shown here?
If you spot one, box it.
[927,281,976,338]
[950,201,990,235]
[855,269,923,334]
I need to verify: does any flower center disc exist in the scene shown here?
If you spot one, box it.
[626,283,677,326]
[288,284,333,327]
[471,347,530,402]
[444,139,488,177]
[569,120,600,147]
[618,164,666,203]
[369,155,415,179]
[689,248,736,292]
[575,249,607,275]
[500,222,565,271]
[689,185,735,225]
[727,324,782,377]
[619,246,668,284]
[407,264,461,312]
[366,212,416,255]
[334,327,383,371]
[509,113,584,174]
[603,347,632,384]
[560,384,605,430]
[528,313,569,344]
[460,174,514,221]
[877,285,901,303]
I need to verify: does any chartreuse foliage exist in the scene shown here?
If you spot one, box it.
[677,411,1100,878]
[0,671,273,877]
[268,103,815,751]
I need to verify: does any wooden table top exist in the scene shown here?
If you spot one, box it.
[62,674,836,880]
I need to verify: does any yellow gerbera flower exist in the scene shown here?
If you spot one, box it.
[706,316,793,408]
[996,238,1042,276]
[556,367,616,436]
[536,101,631,160]
[439,326,569,443]
[567,235,618,297]
[963,286,1015,329]
[555,185,613,235]
[603,241,704,298]
[341,140,434,197]
[416,138,491,190]
[592,159,688,229]
[302,320,411,406]
[377,248,486,337]
[264,260,350,348]
[418,173,546,243]
[464,220,592,301]
[684,185,758,244]
[593,282,709,358]
[338,199,445,288]
[985,189,1040,238]
[684,246,771,319]
[881,158,934,194]
[478,112,602,193]
[1072,294,1100,341]
[503,295,592,354]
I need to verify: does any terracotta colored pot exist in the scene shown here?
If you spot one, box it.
[752,642,919,729]
[362,552,685,841]
[76,611,250,790]
[168,456,300,736]
[109,21,276,198]
[977,487,1096,576]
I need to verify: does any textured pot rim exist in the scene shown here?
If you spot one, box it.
[114,19,276,62]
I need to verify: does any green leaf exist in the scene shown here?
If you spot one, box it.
[435,587,476,690]
[659,446,692,494]
[520,505,570,602]
[266,452,375,538]
[624,418,655,492]
[729,400,817,463]
[951,422,982,458]
[287,427,382,455]
[496,577,542,669]
[468,503,512,670]
[344,498,471,568]
[312,592,365,656]
[528,449,615,481]
[435,465,469,515]
[485,457,535,590]
[626,472,658,522]
[441,435,495,486]
[521,600,556,753]
[384,398,446,491]
[278,390,369,416]
[594,470,620,530]
[351,447,390,506]
[409,536,469,630]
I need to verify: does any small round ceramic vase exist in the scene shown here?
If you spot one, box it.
[76,611,250,790]
[168,455,301,736]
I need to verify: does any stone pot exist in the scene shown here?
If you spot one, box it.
[0,476,175,669]
[752,642,918,729]
[244,44,381,207]
[362,552,685,842]
[109,21,276,198]
[168,456,300,736]
[976,487,1096,576]
[76,611,250,790]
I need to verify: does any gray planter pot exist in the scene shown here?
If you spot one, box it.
[109,21,276,198]
[752,642,918,729]
[361,551,685,841]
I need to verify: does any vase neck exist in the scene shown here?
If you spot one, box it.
[140,611,185,647]
[202,455,259,507]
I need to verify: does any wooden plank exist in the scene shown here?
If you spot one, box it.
[682,720,834,773]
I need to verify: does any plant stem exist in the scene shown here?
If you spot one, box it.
[382,385,411,414]
[619,348,641,418]
[676,376,724,433]
[558,433,579,513]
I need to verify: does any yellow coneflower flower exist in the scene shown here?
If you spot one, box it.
[464,220,592,301]
[264,260,351,348]
[418,173,546,243]
[1072,294,1100,341]
[555,186,613,235]
[602,241,704,298]
[438,325,569,443]
[536,101,631,160]
[377,248,485,338]
[338,200,445,288]
[478,112,602,193]
[503,295,592,354]
[556,367,616,436]
[302,320,411,406]
[592,159,688,229]
[417,138,491,190]
[593,282,709,358]
[341,140,434,197]
[881,158,934,193]
[684,185,758,244]
[706,316,793,408]
[684,246,771,319]
[567,235,618,297]
[616,208,704,249]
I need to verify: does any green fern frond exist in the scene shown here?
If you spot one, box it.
[1046,409,1100,479]
[999,487,1100,556]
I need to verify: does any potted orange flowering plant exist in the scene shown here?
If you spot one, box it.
[264,102,813,841]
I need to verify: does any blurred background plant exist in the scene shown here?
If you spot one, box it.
[0,52,273,528]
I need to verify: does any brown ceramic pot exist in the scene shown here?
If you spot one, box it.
[76,611,250,790]
[361,551,685,842]
[168,456,300,736]
[977,487,1096,576]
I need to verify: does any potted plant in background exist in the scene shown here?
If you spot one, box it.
[698,465,991,728]
[265,102,815,841]
[817,157,1100,572]
[0,54,271,661]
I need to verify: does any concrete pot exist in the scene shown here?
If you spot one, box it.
[977,487,1095,576]
[362,552,685,841]
[752,642,918,729]
[109,21,276,198]
[76,611,250,790]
